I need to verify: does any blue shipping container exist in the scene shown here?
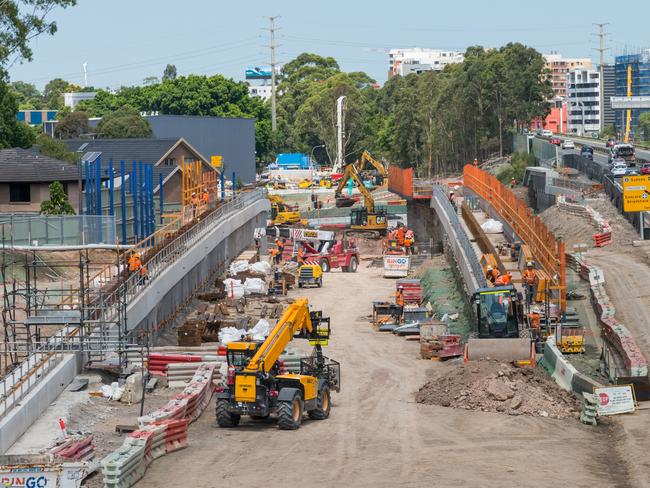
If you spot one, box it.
[275,153,311,169]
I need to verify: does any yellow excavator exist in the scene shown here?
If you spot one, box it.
[268,195,303,225]
[356,150,388,186]
[216,299,340,430]
[334,163,388,238]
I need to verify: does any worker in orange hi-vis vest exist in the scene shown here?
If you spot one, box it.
[522,261,537,305]
[128,252,142,273]
[190,192,199,219]
[202,188,209,207]
[495,271,512,286]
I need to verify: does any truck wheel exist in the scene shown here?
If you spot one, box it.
[348,256,358,273]
[308,387,331,420]
[320,259,330,272]
[216,399,240,427]
[277,391,303,430]
[317,277,323,288]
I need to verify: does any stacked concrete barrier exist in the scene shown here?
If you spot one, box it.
[567,252,648,377]
[51,435,95,461]
[101,419,190,488]
[556,196,612,246]
[541,338,602,395]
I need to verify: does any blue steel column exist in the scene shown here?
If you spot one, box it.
[132,161,138,241]
[84,161,90,215]
[138,161,144,240]
[120,160,127,244]
[96,156,102,242]
[109,159,115,216]
[159,173,164,224]
[232,172,236,198]
[220,171,225,201]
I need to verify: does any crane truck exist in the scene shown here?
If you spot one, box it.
[216,299,340,430]
[334,163,388,238]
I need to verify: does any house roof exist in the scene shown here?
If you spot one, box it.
[0,148,80,183]
[64,138,187,167]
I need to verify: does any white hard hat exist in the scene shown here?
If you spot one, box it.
[527,261,533,267]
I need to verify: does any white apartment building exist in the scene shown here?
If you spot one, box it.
[388,48,464,78]
[566,68,600,135]
[543,53,592,99]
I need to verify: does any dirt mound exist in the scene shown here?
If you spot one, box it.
[416,360,580,420]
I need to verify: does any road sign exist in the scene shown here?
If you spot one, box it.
[594,385,636,415]
[622,175,650,212]
[211,155,222,168]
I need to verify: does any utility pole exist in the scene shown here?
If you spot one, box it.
[264,16,281,132]
[593,23,610,132]
[335,96,346,173]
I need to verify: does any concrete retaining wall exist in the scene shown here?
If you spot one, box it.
[0,354,79,453]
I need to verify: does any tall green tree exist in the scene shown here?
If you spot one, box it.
[638,112,650,141]
[35,133,78,163]
[10,80,43,108]
[162,64,177,81]
[40,181,75,214]
[0,81,35,148]
[55,110,89,138]
[96,105,152,138]
[43,78,78,109]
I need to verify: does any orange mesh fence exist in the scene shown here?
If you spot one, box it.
[388,166,413,198]
[463,164,566,311]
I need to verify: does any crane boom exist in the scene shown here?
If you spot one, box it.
[335,163,377,212]
[244,298,313,373]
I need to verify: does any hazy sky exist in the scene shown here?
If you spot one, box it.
[7,0,650,90]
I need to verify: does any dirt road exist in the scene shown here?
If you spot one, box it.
[139,262,620,488]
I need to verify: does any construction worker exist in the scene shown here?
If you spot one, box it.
[139,264,149,285]
[522,261,537,305]
[275,238,284,262]
[510,177,516,189]
[396,225,406,249]
[270,246,280,265]
[473,158,478,167]
[404,228,414,255]
[485,265,500,284]
[395,285,405,308]
[202,188,209,207]
[297,246,304,265]
[128,252,142,274]
[190,191,199,219]
[449,190,456,209]
[495,271,512,286]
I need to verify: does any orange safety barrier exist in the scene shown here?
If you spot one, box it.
[463,164,566,312]
[388,166,413,198]
[593,232,612,247]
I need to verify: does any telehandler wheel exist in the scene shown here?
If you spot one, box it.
[319,259,330,272]
[348,256,358,273]
[277,391,303,430]
[308,386,331,420]
[216,399,240,427]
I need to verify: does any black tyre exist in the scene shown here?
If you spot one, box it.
[317,277,323,288]
[320,259,330,272]
[348,256,358,273]
[277,391,303,430]
[216,399,240,428]
[298,282,303,288]
[308,387,331,420]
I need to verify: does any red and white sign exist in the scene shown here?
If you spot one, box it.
[595,385,636,416]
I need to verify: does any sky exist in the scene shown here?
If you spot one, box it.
[7,0,650,90]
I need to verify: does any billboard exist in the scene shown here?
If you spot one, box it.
[245,66,272,80]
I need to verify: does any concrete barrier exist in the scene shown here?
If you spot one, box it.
[541,338,602,394]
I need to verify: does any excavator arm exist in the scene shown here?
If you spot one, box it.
[358,150,387,177]
[244,298,313,373]
[334,163,377,213]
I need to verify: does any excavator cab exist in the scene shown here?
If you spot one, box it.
[473,286,521,338]
[351,208,388,235]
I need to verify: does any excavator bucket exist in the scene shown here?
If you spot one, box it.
[336,196,356,208]
[464,338,535,367]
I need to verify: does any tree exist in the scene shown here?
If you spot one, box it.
[40,181,75,215]
[638,112,650,141]
[43,77,75,109]
[0,1,76,75]
[55,110,89,138]
[96,105,153,138]
[601,123,617,139]
[0,80,36,148]
[143,76,159,86]
[162,64,177,81]
[10,81,43,108]
[35,133,77,163]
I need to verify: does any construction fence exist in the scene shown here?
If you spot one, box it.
[388,166,413,198]
[463,164,566,311]
[0,215,117,247]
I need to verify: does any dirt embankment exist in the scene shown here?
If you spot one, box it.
[416,360,581,420]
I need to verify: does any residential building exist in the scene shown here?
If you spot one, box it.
[388,48,464,78]
[144,115,256,183]
[63,92,97,109]
[601,64,616,129]
[0,148,81,213]
[566,68,601,135]
[614,50,650,137]
[544,53,592,99]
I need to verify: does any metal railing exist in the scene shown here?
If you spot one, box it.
[0,189,266,420]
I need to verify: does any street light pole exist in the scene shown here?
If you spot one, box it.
[310,145,325,166]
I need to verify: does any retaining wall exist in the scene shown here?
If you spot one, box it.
[0,354,79,453]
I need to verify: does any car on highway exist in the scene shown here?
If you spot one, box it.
[606,138,617,148]
[609,157,626,169]
[640,163,650,175]
[541,129,553,137]
[610,162,628,177]
[562,139,575,149]
[626,166,640,176]
[580,146,594,159]
[550,137,561,146]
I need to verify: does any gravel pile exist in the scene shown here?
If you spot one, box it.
[416,360,581,420]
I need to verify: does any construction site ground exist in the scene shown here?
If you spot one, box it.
[136,256,636,488]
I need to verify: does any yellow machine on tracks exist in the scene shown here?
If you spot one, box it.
[216,299,340,430]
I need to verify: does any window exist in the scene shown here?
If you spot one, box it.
[9,183,30,203]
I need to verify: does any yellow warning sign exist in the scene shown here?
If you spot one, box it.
[211,155,222,168]
[622,175,650,212]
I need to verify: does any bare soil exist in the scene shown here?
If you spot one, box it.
[137,261,620,488]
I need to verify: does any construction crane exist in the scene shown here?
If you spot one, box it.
[334,163,388,238]
[356,150,388,186]
[215,299,340,430]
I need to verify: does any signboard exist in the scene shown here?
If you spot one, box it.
[622,175,650,212]
[383,255,410,278]
[245,66,272,80]
[611,96,650,110]
[210,155,222,168]
[595,385,636,415]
